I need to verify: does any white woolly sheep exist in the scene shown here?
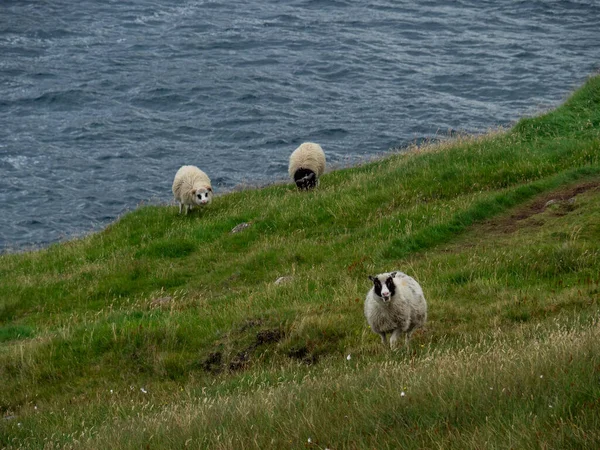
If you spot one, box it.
[288,142,326,190]
[172,165,213,215]
[364,271,427,350]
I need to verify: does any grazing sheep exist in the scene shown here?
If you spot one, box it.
[288,142,326,190]
[172,165,213,215]
[364,271,427,350]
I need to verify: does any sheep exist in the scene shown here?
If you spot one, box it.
[172,165,213,215]
[364,271,427,350]
[288,142,326,190]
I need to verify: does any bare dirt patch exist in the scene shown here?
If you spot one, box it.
[201,351,223,374]
[287,345,319,365]
[481,181,600,234]
[228,329,284,372]
[200,323,285,374]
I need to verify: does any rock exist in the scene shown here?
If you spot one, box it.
[274,276,293,285]
[231,222,251,233]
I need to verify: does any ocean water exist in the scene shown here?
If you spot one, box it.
[1,0,599,252]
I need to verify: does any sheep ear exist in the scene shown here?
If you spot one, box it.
[191,189,197,195]
[206,186,212,192]
[368,275,375,282]
[390,271,397,278]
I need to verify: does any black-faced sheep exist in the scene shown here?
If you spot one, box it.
[288,142,326,190]
[364,271,427,350]
[172,165,213,215]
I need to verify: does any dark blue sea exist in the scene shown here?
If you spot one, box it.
[1,0,599,252]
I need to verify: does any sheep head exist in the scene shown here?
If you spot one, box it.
[369,273,397,303]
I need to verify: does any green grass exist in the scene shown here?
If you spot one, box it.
[1,74,600,449]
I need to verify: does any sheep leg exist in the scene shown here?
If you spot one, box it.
[178,202,183,214]
[184,204,189,215]
[407,328,417,346]
[378,332,387,346]
[389,329,405,351]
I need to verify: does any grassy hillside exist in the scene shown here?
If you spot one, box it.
[1,74,600,449]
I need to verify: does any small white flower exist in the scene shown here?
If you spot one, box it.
[549,405,553,408]
[540,375,544,379]
[400,391,406,397]
[17,423,22,427]
[308,437,312,444]
[140,388,147,394]
[34,406,38,410]
[110,389,113,394]
[346,354,351,361]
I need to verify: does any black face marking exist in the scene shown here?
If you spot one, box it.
[385,276,396,297]
[370,276,382,297]
[197,191,210,201]
[294,168,317,190]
